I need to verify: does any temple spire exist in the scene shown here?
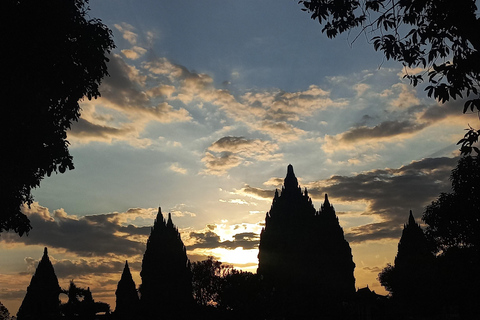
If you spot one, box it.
[283,164,300,193]
[407,210,416,226]
[166,212,174,229]
[324,193,330,207]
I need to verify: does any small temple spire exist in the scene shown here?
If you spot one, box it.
[43,247,48,257]
[166,212,174,228]
[408,210,416,226]
[284,164,299,191]
[324,193,330,207]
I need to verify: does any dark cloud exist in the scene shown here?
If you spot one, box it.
[242,157,457,243]
[188,231,259,250]
[307,157,458,242]
[23,257,137,279]
[420,99,463,122]
[1,207,150,257]
[70,118,132,140]
[0,289,26,300]
[100,54,149,108]
[209,136,257,152]
[341,120,427,143]
[238,185,275,200]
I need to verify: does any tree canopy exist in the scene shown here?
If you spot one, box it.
[1,0,115,235]
[298,0,480,153]
[423,155,480,252]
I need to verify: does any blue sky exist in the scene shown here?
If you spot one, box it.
[1,0,478,314]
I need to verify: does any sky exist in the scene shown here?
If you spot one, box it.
[1,0,479,315]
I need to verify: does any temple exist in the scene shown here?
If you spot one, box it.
[17,248,62,320]
[114,261,139,319]
[257,165,355,317]
[139,208,193,318]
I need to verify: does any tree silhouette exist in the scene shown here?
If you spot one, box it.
[191,257,264,319]
[258,165,355,318]
[298,0,480,155]
[2,0,115,236]
[114,261,139,320]
[423,155,480,251]
[422,155,480,318]
[139,209,193,318]
[60,281,110,320]
[191,257,228,307]
[0,302,10,320]
[17,248,62,320]
[219,270,264,319]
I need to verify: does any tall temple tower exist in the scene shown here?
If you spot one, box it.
[139,208,193,318]
[257,165,355,316]
[17,248,62,320]
[114,261,139,320]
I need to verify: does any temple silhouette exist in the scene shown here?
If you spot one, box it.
[19,164,468,319]
[138,209,193,319]
[258,164,356,318]
[17,248,62,320]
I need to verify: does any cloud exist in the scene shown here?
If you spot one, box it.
[121,46,147,60]
[0,203,152,257]
[169,162,187,174]
[70,54,192,146]
[69,118,138,144]
[202,136,281,175]
[187,230,259,250]
[169,204,197,217]
[23,256,132,279]
[201,151,243,175]
[114,23,138,45]
[234,185,275,201]
[322,120,428,153]
[388,83,421,109]
[307,157,458,242]
[238,157,458,243]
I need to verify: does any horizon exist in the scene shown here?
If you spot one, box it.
[1,0,477,315]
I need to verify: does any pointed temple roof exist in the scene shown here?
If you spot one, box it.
[258,165,356,306]
[140,207,193,316]
[17,247,61,320]
[407,210,416,227]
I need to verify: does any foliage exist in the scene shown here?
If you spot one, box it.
[377,263,395,294]
[298,0,480,156]
[0,302,10,320]
[191,257,233,307]
[299,0,480,109]
[191,257,263,317]
[60,281,110,319]
[1,0,115,235]
[423,155,480,252]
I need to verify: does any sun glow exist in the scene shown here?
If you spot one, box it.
[211,247,259,272]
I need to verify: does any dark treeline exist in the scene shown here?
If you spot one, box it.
[11,160,480,320]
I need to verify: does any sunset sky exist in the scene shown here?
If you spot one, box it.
[1,0,478,314]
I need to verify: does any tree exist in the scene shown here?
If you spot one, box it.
[191,256,232,307]
[0,302,10,320]
[422,156,480,318]
[423,155,480,252]
[1,0,115,236]
[298,0,480,154]
[60,281,110,320]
